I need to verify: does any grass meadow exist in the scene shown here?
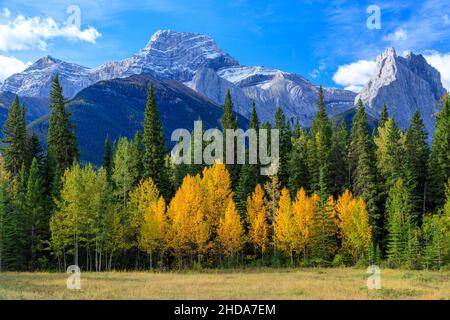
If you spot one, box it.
[0,268,448,300]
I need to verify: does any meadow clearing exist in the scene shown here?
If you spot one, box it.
[0,268,448,300]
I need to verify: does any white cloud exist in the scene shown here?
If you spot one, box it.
[383,28,408,42]
[424,52,450,91]
[2,8,10,18]
[444,14,450,25]
[0,55,31,81]
[332,60,376,93]
[0,12,101,52]
[310,62,326,78]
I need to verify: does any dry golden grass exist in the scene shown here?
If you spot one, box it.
[0,268,448,300]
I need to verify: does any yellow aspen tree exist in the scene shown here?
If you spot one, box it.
[138,196,168,268]
[217,199,244,257]
[167,175,209,266]
[246,184,267,228]
[291,188,314,257]
[336,190,372,260]
[200,163,233,230]
[273,188,295,262]
[246,184,270,256]
[127,178,160,248]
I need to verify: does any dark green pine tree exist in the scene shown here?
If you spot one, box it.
[142,83,171,198]
[349,99,380,241]
[221,90,240,187]
[384,119,409,190]
[45,74,78,193]
[9,164,28,270]
[307,87,333,199]
[404,112,428,223]
[386,178,413,268]
[102,134,112,178]
[275,108,292,188]
[293,118,302,140]
[331,120,349,196]
[26,133,43,168]
[427,97,450,211]
[288,124,309,197]
[24,158,46,270]
[379,104,389,127]
[236,102,260,214]
[2,96,27,175]
[0,166,16,271]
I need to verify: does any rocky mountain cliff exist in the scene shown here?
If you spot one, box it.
[0,30,356,128]
[356,48,447,135]
[0,55,94,99]
[190,65,356,125]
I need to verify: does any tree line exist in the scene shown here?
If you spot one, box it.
[0,76,448,271]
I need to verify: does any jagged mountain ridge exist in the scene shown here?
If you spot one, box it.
[356,48,447,135]
[189,65,356,125]
[1,30,356,128]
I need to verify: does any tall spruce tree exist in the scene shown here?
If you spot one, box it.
[404,112,428,222]
[221,90,240,187]
[45,74,78,192]
[288,124,309,197]
[384,118,409,190]
[307,87,333,199]
[331,120,349,196]
[386,178,413,267]
[236,102,260,214]
[275,108,292,188]
[379,104,389,127]
[142,84,171,198]
[102,134,112,178]
[24,158,46,269]
[349,99,380,241]
[26,133,43,168]
[2,96,27,175]
[0,160,16,271]
[427,97,450,211]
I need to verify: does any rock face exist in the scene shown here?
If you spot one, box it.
[0,30,356,127]
[356,47,447,135]
[93,30,239,82]
[190,65,356,125]
[0,56,94,99]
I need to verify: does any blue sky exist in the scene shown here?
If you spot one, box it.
[1,0,450,91]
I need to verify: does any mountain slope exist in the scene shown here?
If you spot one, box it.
[191,65,356,126]
[29,75,248,164]
[1,56,94,99]
[1,30,357,129]
[356,48,447,135]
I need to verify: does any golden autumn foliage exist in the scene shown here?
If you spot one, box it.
[127,178,160,245]
[167,175,209,257]
[273,188,295,256]
[217,199,244,257]
[291,188,315,255]
[138,196,168,255]
[246,184,270,254]
[200,163,233,230]
[336,190,372,259]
